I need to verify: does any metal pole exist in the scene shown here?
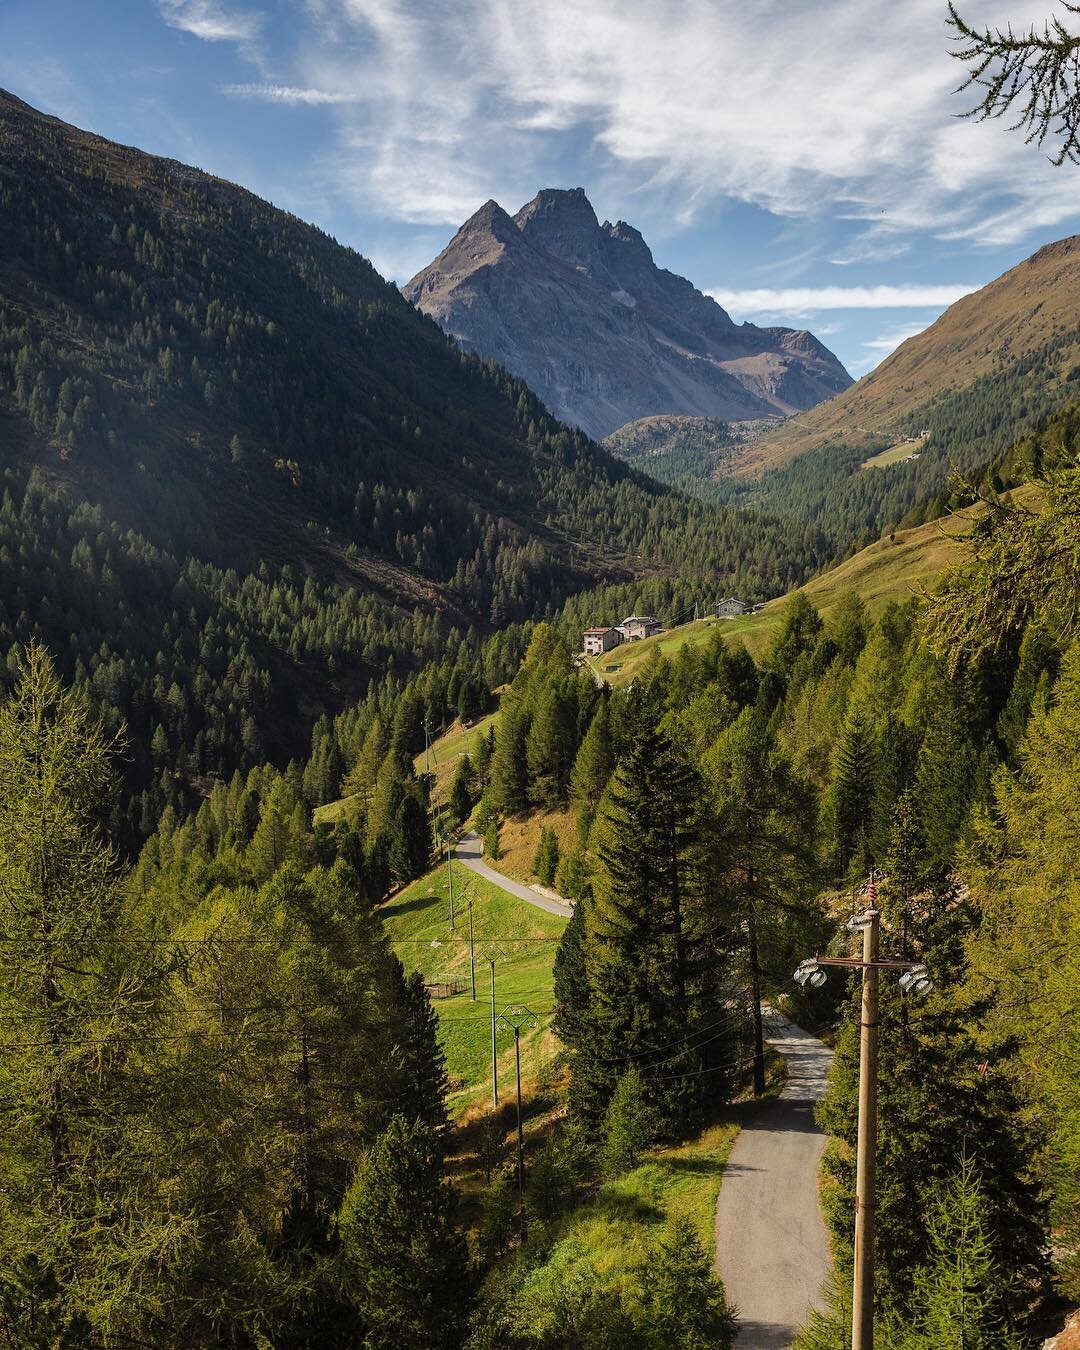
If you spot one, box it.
[447,841,455,931]
[490,958,498,1108]
[852,906,880,1350]
[514,1025,525,1237]
[468,897,476,1002]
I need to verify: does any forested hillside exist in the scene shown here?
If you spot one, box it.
[0,89,827,842]
[610,239,1080,554]
[3,408,1074,1345]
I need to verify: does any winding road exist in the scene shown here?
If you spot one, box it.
[453,832,574,917]
[714,1010,834,1349]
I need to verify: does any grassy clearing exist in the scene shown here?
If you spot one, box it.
[859,436,927,469]
[381,859,566,1116]
[491,807,579,886]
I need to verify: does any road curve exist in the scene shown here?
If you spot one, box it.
[453,832,573,918]
[714,1010,834,1349]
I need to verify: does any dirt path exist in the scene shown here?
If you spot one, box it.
[714,1010,834,1348]
[454,832,573,917]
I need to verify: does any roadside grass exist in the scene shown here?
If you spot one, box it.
[381,859,565,1116]
[490,807,579,886]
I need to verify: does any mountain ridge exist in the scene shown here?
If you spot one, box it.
[403,187,852,439]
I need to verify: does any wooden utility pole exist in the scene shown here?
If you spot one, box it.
[852,904,879,1350]
[797,877,931,1350]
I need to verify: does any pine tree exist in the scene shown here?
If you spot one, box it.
[338,1115,472,1348]
[525,683,577,808]
[645,1214,736,1349]
[599,1068,659,1175]
[569,700,615,809]
[532,825,560,886]
[827,705,877,876]
[490,707,530,816]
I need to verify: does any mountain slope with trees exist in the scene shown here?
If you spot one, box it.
[0,88,829,841]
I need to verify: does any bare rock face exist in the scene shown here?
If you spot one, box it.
[403,188,852,440]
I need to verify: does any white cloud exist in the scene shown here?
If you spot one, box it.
[157,0,262,44]
[849,321,935,374]
[266,0,1080,249]
[222,83,358,105]
[708,284,978,317]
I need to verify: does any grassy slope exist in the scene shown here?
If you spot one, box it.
[733,235,1080,477]
[380,859,566,1116]
[595,502,980,683]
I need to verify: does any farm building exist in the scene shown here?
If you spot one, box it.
[583,626,623,655]
[715,597,748,619]
[617,615,662,641]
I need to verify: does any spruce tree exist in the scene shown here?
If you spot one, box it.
[572,700,730,1124]
[532,825,560,887]
[338,1115,471,1348]
[599,1068,659,1176]
[645,1214,736,1349]
[525,683,577,808]
[569,700,615,809]
[490,707,530,816]
[827,704,877,876]
[391,968,450,1139]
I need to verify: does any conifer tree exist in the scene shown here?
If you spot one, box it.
[532,825,560,887]
[448,753,475,826]
[490,707,530,816]
[338,1115,471,1348]
[572,699,730,1123]
[901,1155,1022,1349]
[0,645,155,1337]
[704,706,817,1095]
[599,1068,659,1176]
[827,704,877,876]
[645,1214,736,1349]
[525,682,577,808]
[391,968,450,1139]
[569,700,615,809]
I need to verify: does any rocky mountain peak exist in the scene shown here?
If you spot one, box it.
[403,188,853,439]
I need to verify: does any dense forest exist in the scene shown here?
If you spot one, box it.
[0,88,833,844]
[1,403,1075,1345]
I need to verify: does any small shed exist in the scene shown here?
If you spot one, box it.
[715,597,748,619]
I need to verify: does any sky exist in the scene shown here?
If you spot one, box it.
[3,0,1080,376]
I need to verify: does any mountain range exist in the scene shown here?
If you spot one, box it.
[403,188,852,440]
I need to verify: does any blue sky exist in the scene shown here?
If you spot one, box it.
[3,0,1080,376]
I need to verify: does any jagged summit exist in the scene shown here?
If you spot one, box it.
[403,188,851,439]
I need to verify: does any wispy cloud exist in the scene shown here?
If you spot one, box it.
[708,283,978,317]
[157,0,261,44]
[151,0,1080,256]
[222,83,359,105]
[849,321,935,374]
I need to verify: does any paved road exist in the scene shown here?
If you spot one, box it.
[714,1010,834,1349]
[453,833,573,917]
